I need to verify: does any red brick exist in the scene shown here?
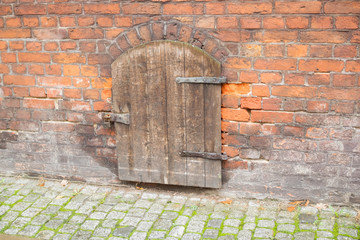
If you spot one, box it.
[62,100,91,111]
[138,25,152,43]
[13,87,29,97]
[308,73,330,85]
[163,3,203,15]
[33,29,68,40]
[275,1,321,14]
[52,53,86,64]
[222,160,247,170]
[311,16,333,29]
[18,52,50,63]
[299,60,344,72]
[206,2,225,15]
[284,73,305,85]
[14,4,46,15]
[253,31,298,43]
[250,136,271,148]
[91,78,112,89]
[239,123,260,135]
[46,88,62,98]
[69,28,103,40]
[332,102,355,114]
[9,41,24,50]
[64,89,81,99]
[263,98,282,111]
[260,72,282,84]
[0,41,7,50]
[78,16,94,26]
[318,87,360,100]
[310,45,332,58]
[84,3,120,14]
[254,59,296,71]
[211,30,251,42]
[240,17,261,29]
[23,99,55,109]
[284,126,304,137]
[38,77,72,87]
[228,2,272,14]
[300,31,349,43]
[80,42,96,53]
[221,146,239,158]
[224,57,251,70]
[217,17,238,29]
[240,44,261,57]
[196,17,215,29]
[126,30,141,46]
[272,86,317,98]
[44,42,59,51]
[346,61,360,72]
[0,5,12,15]
[221,121,239,134]
[59,17,76,27]
[29,87,46,97]
[335,16,359,29]
[306,127,329,139]
[286,16,309,29]
[261,125,280,135]
[222,95,239,108]
[84,89,99,100]
[352,31,360,43]
[263,17,284,29]
[0,64,10,74]
[94,101,111,111]
[221,108,250,122]
[263,45,284,57]
[287,44,308,57]
[45,64,61,75]
[9,121,39,132]
[63,65,79,76]
[334,45,357,58]
[4,99,20,108]
[81,66,98,77]
[48,4,81,14]
[222,84,250,95]
[60,41,77,51]
[1,53,16,63]
[6,17,21,28]
[324,1,360,14]
[101,89,111,100]
[43,122,75,132]
[123,3,160,15]
[40,16,57,27]
[0,29,31,38]
[241,97,261,110]
[4,75,35,86]
[334,74,357,87]
[114,16,132,27]
[252,85,270,97]
[307,101,329,113]
[15,109,31,120]
[12,64,27,74]
[73,78,90,88]
[251,111,293,123]
[97,16,113,27]
[23,17,38,27]
[239,71,258,83]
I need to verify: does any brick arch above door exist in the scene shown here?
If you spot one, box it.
[106,20,232,65]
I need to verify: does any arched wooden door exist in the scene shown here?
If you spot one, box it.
[111,41,223,188]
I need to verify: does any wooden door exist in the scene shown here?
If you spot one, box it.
[111,41,223,188]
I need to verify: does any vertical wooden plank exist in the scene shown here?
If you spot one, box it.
[146,42,168,184]
[128,45,152,183]
[112,53,136,181]
[184,45,206,187]
[165,41,187,186]
[203,55,222,188]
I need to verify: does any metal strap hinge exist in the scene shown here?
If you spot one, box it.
[103,113,130,125]
[179,151,228,161]
[176,77,226,84]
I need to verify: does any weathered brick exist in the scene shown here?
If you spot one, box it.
[0,5,12,15]
[263,98,282,111]
[253,31,298,43]
[251,111,293,123]
[163,3,203,15]
[4,75,35,86]
[228,2,272,14]
[61,101,91,111]
[38,77,72,87]
[23,99,55,109]
[211,30,251,42]
[310,45,332,58]
[334,45,357,58]
[0,29,31,38]
[33,29,68,40]
[263,17,284,29]
[84,3,120,14]
[48,4,81,14]
[346,61,360,72]
[311,16,333,29]
[240,17,261,29]
[308,73,330,86]
[263,45,284,57]
[241,98,261,110]
[14,4,46,15]
[6,17,21,28]
[300,31,350,43]
[254,59,296,71]
[272,86,317,98]
[307,101,329,113]
[9,121,39,132]
[284,73,305,85]
[69,29,104,40]
[286,16,309,29]
[333,74,357,87]
[324,1,360,14]
[299,60,344,72]
[224,57,251,70]
[221,108,250,122]
[2,53,16,63]
[40,16,57,27]
[335,16,359,29]
[222,84,250,95]
[318,87,360,100]
[52,53,86,64]
[275,1,321,14]
[43,122,75,132]
[64,89,81,99]
[252,85,270,97]
[206,2,225,15]
[222,160,248,170]
[123,3,160,15]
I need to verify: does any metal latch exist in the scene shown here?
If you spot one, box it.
[103,113,130,125]
[179,151,228,161]
[176,77,226,84]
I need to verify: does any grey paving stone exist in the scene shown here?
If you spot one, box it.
[219,236,235,240]
[69,214,86,224]
[300,206,319,215]
[142,192,158,200]
[165,202,183,211]
[72,230,92,240]
[11,217,31,228]
[55,211,72,220]
[243,216,256,223]
[107,211,126,220]
[191,214,208,221]
[257,219,275,228]
[172,196,187,204]
[337,236,357,240]
[337,217,357,228]
[203,229,219,239]
[0,221,8,231]
[317,230,334,238]
[148,203,164,214]
[175,216,189,226]
[81,220,100,230]
[210,211,226,219]
[76,201,98,214]
[222,226,239,235]
[275,232,293,240]
[277,218,295,224]
[2,211,19,222]
[114,203,132,212]
[128,208,147,217]
[169,226,185,238]
[64,201,83,210]
[45,219,64,229]
[143,212,160,221]
[96,204,113,212]
[90,211,107,219]
[228,210,244,219]
[119,216,141,227]
[50,197,70,206]
[5,195,23,204]
[299,213,317,224]
[102,219,117,228]
[339,228,358,238]
[207,219,222,228]
[12,202,31,211]
[277,223,295,233]
[242,223,256,230]
[32,198,52,208]
[4,228,20,235]
[278,211,296,219]
[253,228,273,238]
[148,231,166,239]
[136,221,154,232]
[21,207,42,217]
[339,208,358,217]
[0,205,10,215]
[134,199,153,209]
[42,205,61,215]
[59,223,79,234]
[259,210,277,219]
[36,230,55,240]
[318,219,335,231]
[224,218,241,227]
[109,237,127,240]
[93,227,111,237]
[186,220,205,233]
[18,225,40,237]
[153,219,173,231]
[181,233,201,240]
[299,223,317,231]
[130,231,147,240]
[237,229,252,240]
[161,211,178,220]
[31,214,51,225]
[294,231,315,240]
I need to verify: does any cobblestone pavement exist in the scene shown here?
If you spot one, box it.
[0,176,359,240]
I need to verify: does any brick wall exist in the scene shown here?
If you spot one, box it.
[0,0,359,203]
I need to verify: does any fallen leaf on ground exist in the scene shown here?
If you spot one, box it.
[61,180,68,187]
[38,177,45,187]
[56,195,64,199]
[136,186,144,190]
[314,203,327,210]
[220,199,232,204]
[287,206,296,212]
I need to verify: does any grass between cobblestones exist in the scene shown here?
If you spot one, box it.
[0,176,359,240]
